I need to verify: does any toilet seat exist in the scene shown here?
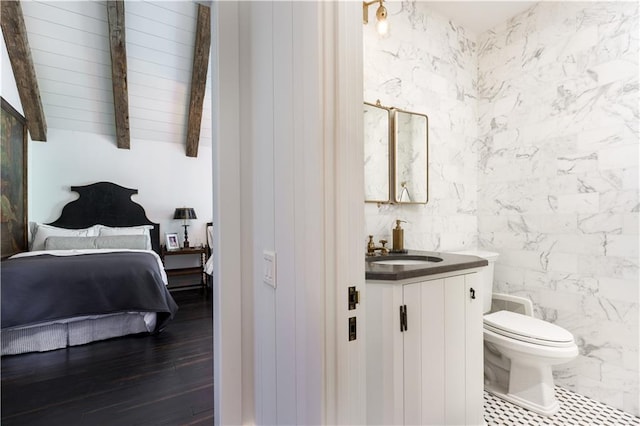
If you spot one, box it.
[484,310,574,348]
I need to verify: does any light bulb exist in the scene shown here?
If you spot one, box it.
[376,17,388,35]
[375,3,388,36]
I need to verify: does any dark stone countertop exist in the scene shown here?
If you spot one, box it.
[365,250,488,281]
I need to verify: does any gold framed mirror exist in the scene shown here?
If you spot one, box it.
[364,101,429,205]
[364,101,391,203]
[393,108,428,204]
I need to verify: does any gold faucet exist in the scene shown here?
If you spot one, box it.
[366,235,389,256]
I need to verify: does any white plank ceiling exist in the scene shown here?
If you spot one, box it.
[20,0,212,147]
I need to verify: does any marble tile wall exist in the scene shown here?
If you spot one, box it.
[363,1,479,251]
[477,2,639,415]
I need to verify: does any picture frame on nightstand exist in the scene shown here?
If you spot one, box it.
[165,233,180,250]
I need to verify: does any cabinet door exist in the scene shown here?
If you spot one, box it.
[367,273,483,426]
[366,283,404,425]
[443,274,484,425]
[465,273,484,424]
[443,275,466,425]
[403,280,445,425]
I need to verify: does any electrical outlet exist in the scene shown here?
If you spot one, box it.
[263,250,276,288]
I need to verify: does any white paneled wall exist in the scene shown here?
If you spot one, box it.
[363,2,479,252]
[230,1,366,423]
[477,2,639,416]
[240,2,330,424]
[214,3,365,422]
[21,1,114,135]
[20,0,211,146]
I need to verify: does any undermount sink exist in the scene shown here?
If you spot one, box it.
[369,255,443,266]
[365,250,488,280]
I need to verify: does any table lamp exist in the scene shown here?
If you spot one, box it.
[173,207,197,248]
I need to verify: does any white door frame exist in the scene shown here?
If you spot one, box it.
[321,2,366,424]
[211,2,245,425]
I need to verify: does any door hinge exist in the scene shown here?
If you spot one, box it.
[399,305,407,332]
[349,316,357,341]
[348,286,360,310]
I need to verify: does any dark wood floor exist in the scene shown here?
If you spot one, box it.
[1,289,213,426]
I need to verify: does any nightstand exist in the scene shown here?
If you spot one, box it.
[161,246,207,291]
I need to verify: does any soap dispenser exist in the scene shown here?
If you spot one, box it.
[392,220,408,253]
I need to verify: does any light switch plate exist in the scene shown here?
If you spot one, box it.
[263,250,276,288]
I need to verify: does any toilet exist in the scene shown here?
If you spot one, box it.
[454,250,579,416]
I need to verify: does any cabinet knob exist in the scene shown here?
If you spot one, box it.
[470,287,476,300]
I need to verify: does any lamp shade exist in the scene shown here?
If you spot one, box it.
[173,207,197,220]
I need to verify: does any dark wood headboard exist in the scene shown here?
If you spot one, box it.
[47,182,161,254]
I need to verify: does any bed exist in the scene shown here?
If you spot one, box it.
[1,182,178,356]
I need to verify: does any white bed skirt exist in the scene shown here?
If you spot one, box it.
[1,312,156,356]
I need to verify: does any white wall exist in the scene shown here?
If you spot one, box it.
[29,128,212,246]
[477,2,639,415]
[363,2,479,252]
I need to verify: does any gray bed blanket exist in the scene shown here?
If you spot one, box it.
[1,252,178,331]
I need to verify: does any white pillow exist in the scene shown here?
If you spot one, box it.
[44,235,149,250]
[94,235,149,250]
[44,236,97,250]
[30,223,99,251]
[98,225,153,250]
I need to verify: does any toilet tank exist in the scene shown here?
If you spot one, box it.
[451,250,499,314]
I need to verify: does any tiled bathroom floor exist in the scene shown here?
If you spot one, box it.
[484,386,640,425]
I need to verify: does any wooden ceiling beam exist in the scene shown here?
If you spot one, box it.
[1,0,47,141]
[185,4,211,158]
[106,0,130,149]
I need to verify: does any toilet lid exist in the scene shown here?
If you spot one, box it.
[484,310,575,347]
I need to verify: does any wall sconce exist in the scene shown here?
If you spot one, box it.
[363,0,389,36]
[173,207,197,248]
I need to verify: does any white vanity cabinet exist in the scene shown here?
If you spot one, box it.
[366,271,483,425]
